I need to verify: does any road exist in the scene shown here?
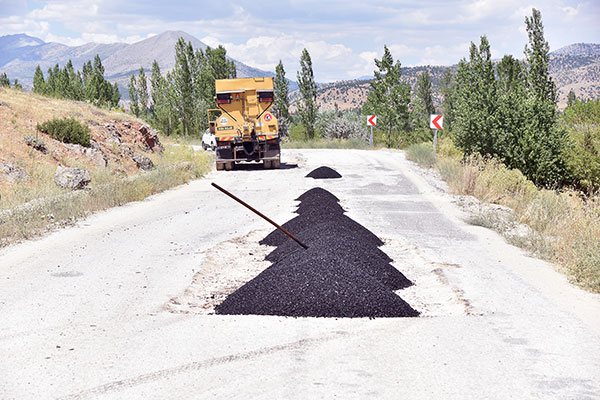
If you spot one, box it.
[1,149,599,399]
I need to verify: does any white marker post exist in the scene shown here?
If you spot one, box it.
[367,115,377,148]
[429,114,443,154]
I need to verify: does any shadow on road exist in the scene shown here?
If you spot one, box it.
[226,162,298,171]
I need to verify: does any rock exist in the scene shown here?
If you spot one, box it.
[138,124,163,152]
[119,144,134,157]
[0,161,29,182]
[132,153,154,170]
[84,147,107,167]
[54,166,91,190]
[64,143,85,155]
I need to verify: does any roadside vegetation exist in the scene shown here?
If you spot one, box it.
[32,55,120,109]
[406,137,599,293]
[0,88,211,246]
[403,9,599,293]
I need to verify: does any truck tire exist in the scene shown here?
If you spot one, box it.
[264,160,272,169]
[272,159,280,169]
[216,162,225,171]
[225,162,234,171]
[202,143,208,150]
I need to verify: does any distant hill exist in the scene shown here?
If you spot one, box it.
[291,43,600,111]
[0,31,274,97]
[1,33,597,109]
[290,65,452,112]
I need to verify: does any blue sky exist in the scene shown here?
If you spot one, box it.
[1,0,598,81]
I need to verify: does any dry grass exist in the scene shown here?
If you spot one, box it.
[0,144,212,246]
[0,88,213,246]
[406,138,600,293]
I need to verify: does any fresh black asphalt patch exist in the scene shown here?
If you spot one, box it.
[215,187,419,318]
[306,166,342,179]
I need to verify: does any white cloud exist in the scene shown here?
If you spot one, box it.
[212,34,372,81]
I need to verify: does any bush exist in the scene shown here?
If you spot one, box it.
[324,114,368,141]
[405,142,436,168]
[23,134,47,153]
[562,99,600,194]
[37,117,91,147]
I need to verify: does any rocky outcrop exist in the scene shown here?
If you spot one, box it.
[0,161,29,182]
[54,166,90,190]
[139,124,163,152]
[132,153,154,170]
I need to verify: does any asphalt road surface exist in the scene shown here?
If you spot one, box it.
[1,149,599,399]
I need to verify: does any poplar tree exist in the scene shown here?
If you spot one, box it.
[137,67,149,118]
[33,66,46,94]
[173,37,194,136]
[363,45,410,147]
[129,74,140,117]
[150,60,175,135]
[274,60,290,120]
[297,48,318,139]
[274,60,290,136]
[414,70,435,128]
[494,54,528,167]
[522,8,568,186]
[439,68,455,132]
[453,36,497,156]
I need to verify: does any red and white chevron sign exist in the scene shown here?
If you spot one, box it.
[367,115,377,126]
[430,114,443,130]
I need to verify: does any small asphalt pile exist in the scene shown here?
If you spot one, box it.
[306,166,342,179]
[215,187,419,318]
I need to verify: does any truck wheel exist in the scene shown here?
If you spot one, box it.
[272,159,280,169]
[225,162,234,171]
[202,143,208,150]
[264,160,272,169]
[216,162,225,171]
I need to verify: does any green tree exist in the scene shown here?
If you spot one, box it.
[33,66,46,94]
[111,83,120,108]
[12,79,22,90]
[562,99,600,193]
[297,48,318,139]
[137,67,149,118]
[522,8,568,186]
[567,89,577,107]
[150,60,176,135]
[173,37,194,136]
[128,74,140,117]
[494,54,528,167]
[0,72,10,87]
[439,68,455,132]
[413,70,435,128]
[274,60,290,120]
[274,60,290,136]
[363,45,410,147]
[453,36,497,156]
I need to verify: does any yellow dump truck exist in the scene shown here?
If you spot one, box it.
[208,77,280,170]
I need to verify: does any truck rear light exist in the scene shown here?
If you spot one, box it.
[257,91,274,102]
[216,93,232,104]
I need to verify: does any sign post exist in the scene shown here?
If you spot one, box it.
[367,115,377,148]
[429,114,443,154]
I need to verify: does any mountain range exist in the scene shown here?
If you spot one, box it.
[289,43,600,111]
[0,32,598,109]
[0,31,273,96]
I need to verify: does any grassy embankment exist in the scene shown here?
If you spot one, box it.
[405,138,600,293]
[0,88,212,246]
